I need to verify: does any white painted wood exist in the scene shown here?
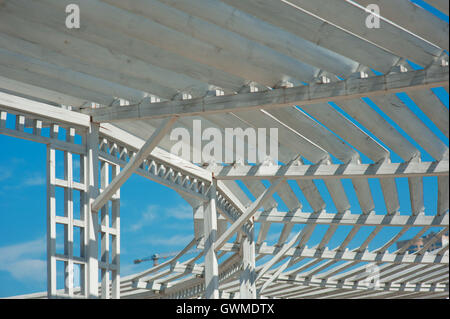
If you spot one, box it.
[157,0,361,77]
[267,107,359,163]
[203,183,219,299]
[317,225,338,250]
[424,0,449,14]
[46,143,57,298]
[0,47,149,104]
[437,176,449,215]
[257,230,303,282]
[351,179,375,214]
[100,161,110,299]
[85,123,100,298]
[371,94,449,161]
[36,0,308,88]
[256,222,271,245]
[355,0,449,50]
[315,261,359,279]
[239,228,256,299]
[242,181,278,212]
[395,226,431,254]
[409,177,425,216]
[4,3,254,96]
[215,179,283,251]
[100,0,321,84]
[234,109,329,164]
[324,179,351,213]
[375,227,411,254]
[415,227,449,254]
[0,92,90,128]
[0,31,177,101]
[289,0,443,67]
[301,102,389,163]
[99,123,212,183]
[296,180,325,213]
[92,116,178,212]
[408,88,449,138]
[0,76,90,109]
[203,112,287,162]
[253,209,447,227]
[89,67,449,122]
[0,125,86,154]
[0,51,115,106]
[336,98,419,161]
[267,272,449,292]
[220,0,399,73]
[277,224,295,247]
[276,181,302,212]
[297,224,317,248]
[213,160,449,181]
[110,164,121,299]
[379,178,400,215]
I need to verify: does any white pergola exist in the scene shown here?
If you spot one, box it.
[0,0,448,299]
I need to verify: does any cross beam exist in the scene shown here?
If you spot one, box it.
[212,160,449,181]
[214,178,283,251]
[88,67,448,122]
[91,116,178,212]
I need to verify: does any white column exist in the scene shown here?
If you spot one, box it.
[85,123,100,298]
[46,125,57,298]
[240,226,256,299]
[203,182,219,299]
[111,164,121,299]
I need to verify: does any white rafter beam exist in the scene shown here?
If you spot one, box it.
[261,274,448,293]
[91,116,178,212]
[88,67,449,122]
[215,242,449,265]
[212,160,449,181]
[254,209,448,227]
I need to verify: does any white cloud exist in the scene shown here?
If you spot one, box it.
[22,174,46,187]
[0,168,12,182]
[127,204,158,232]
[0,238,46,283]
[165,204,193,220]
[127,203,193,233]
[1,172,46,190]
[143,234,193,246]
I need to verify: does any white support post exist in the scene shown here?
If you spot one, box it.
[47,125,93,298]
[98,157,121,299]
[240,226,256,299]
[85,123,100,298]
[111,164,121,299]
[100,160,110,299]
[46,125,57,298]
[64,128,75,297]
[203,182,219,299]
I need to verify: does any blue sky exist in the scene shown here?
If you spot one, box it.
[0,134,198,297]
[0,0,448,298]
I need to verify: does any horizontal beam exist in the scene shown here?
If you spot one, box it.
[0,92,90,128]
[217,243,449,265]
[99,123,212,183]
[253,210,448,227]
[0,126,85,154]
[262,274,448,293]
[88,67,449,122]
[212,160,449,180]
